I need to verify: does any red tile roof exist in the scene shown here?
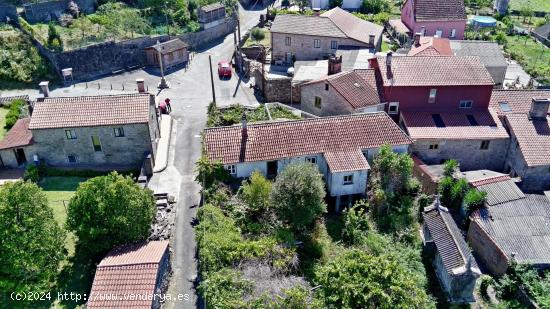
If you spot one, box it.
[87,241,169,309]
[0,118,33,150]
[470,175,512,187]
[304,69,382,109]
[146,38,188,54]
[376,56,494,86]
[325,149,370,172]
[505,113,550,166]
[29,93,153,130]
[490,90,550,115]
[408,37,453,56]
[321,7,383,46]
[204,112,412,165]
[411,0,466,21]
[401,109,509,140]
[389,19,411,34]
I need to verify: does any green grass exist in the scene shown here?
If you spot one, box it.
[510,0,550,13]
[381,40,390,52]
[0,107,9,139]
[243,28,271,48]
[505,34,550,81]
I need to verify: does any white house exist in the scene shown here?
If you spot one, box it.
[203,112,412,211]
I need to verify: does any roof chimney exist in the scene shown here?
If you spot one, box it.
[369,34,375,46]
[328,55,342,75]
[529,98,550,120]
[414,32,421,46]
[39,81,50,97]
[385,52,393,80]
[136,78,146,93]
[368,56,379,70]
[241,113,248,130]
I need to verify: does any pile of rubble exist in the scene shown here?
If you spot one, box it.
[149,192,176,241]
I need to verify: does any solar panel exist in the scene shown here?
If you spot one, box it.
[432,114,446,127]
[467,114,479,126]
[499,101,512,112]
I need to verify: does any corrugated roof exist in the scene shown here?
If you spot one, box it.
[325,149,370,173]
[204,112,412,165]
[29,93,153,130]
[0,118,33,150]
[475,180,526,206]
[505,113,550,166]
[450,41,507,67]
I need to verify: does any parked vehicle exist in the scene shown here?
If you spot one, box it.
[218,60,231,79]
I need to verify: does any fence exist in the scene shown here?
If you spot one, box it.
[71,81,153,93]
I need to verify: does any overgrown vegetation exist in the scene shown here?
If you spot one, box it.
[4,99,25,130]
[206,103,301,127]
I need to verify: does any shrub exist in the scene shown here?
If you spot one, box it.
[479,275,493,299]
[341,200,371,245]
[23,164,41,183]
[329,0,343,8]
[250,27,265,41]
[360,0,389,14]
[464,189,486,216]
[195,155,230,191]
[4,99,25,129]
[198,268,251,308]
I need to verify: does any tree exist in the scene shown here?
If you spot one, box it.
[269,162,326,233]
[314,249,433,308]
[442,159,459,177]
[371,144,413,196]
[293,0,309,13]
[47,22,63,51]
[67,0,80,17]
[195,155,230,190]
[520,4,534,23]
[71,17,93,46]
[66,172,156,260]
[0,181,66,292]
[241,170,271,215]
[250,27,265,42]
[463,189,486,216]
[360,0,389,14]
[329,0,342,8]
[341,200,371,245]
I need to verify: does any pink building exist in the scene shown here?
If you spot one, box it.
[400,0,467,40]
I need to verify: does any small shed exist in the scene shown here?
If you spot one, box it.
[145,38,189,70]
[198,2,226,29]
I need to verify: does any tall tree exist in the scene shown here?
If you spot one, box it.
[66,172,156,261]
[269,162,326,233]
[0,181,66,292]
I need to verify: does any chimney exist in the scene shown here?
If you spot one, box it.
[39,81,50,97]
[328,55,342,75]
[369,34,375,46]
[241,113,248,130]
[136,78,146,93]
[529,97,550,120]
[414,32,421,46]
[368,56,379,70]
[385,52,393,81]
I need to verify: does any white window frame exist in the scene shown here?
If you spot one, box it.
[343,174,354,185]
[388,102,399,114]
[65,129,77,140]
[429,143,439,150]
[314,96,322,109]
[331,40,338,49]
[285,37,291,46]
[305,156,317,164]
[435,29,443,37]
[113,127,125,137]
[314,39,321,48]
[225,164,237,175]
[459,100,473,108]
[450,29,456,38]
[428,89,437,103]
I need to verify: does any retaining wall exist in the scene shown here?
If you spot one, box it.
[23,0,96,23]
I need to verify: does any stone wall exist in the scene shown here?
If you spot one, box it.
[504,134,550,192]
[24,0,96,23]
[262,75,291,103]
[0,0,17,22]
[467,220,509,275]
[300,81,353,116]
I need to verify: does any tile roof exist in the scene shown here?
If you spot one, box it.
[401,109,509,140]
[505,113,550,166]
[271,8,383,45]
[411,0,466,21]
[376,56,494,86]
[450,40,507,67]
[423,203,479,275]
[304,69,382,109]
[0,118,33,150]
[88,241,169,309]
[204,112,412,165]
[200,2,224,12]
[321,7,383,46]
[325,149,370,173]
[489,90,550,115]
[472,194,550,265]
[29,93,153,130]
[408,37,453,56]
[388,19,411,34]
[147,38,188,54]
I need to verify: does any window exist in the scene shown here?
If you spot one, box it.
[480,140,490,150]
[428,89,437,103]
[331,40,338,49]
[435,29,443,37]
[91,135,102,152]
[314,96,322,109]
[499,101,512,112]
[325,83,329,91]
[343,174,353,185]
[67,155,77,163]
[114,127,125,137]
[314,39,321,48]
[225,164,236,175]
[285,37,291,46]
[429,143,439,150]
[420,28,426,36]
[388,102,399,114]
[65,129,77,139]
[459,100,473,108]
[450,29,456,38]
[306,156,317,164]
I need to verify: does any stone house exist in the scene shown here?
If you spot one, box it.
[270,8,382,64]
[0,90,160,170]
[87,241,170,309]
[462,171,550,275]
[145,38,189,70]
[198,2,226,30]
[422,198,481,304]
[203,112,412,211]
[399,0,467,40]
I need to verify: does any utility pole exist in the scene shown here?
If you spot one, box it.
[208,54,216,104]
[237,16,241,46]
[157,41,169,89]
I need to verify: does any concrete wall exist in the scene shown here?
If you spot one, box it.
[328,170,368,197]
[412,138,509,172]
[271,32,371,63]
[486,65,507,87]
[467,220,509,275]
[31,123,153,168]
[24,0,96,23]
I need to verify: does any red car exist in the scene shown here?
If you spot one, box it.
[217,60,232,79]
